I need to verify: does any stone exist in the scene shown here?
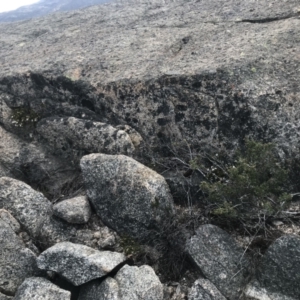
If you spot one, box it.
[37,117,135,159]
[78,277,119,300]
[186,224,251,300]
[78,264,163,300]
[252,235,300,299]
[14,277,71,300]
[115,264,164,300]
[188,278,226,300]
[0,219,40,295]
[37,242,126,286]
[0,209,21,233]
[80,153,175,241]
[0,292,13,300]
[53,196,92,224]
[0,177,76,249]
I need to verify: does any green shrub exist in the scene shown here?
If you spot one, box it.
[200,140,291,218]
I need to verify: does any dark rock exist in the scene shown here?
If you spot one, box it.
[188,278,226,300]
[14,277,71,300]
[0,219,40,295]
[53,196,92,224]
[37,117,135,159]
[80,153,175,241]
[0,293,13,300]
[37,242,126,286]
[186,224,251,300]
[249,235,300,299]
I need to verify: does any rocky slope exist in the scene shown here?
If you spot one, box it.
[0,0,300,299]
[0,0,112,23]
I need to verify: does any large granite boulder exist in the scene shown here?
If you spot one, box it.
[80,154,175,241]
[37,242,126,286]
[186,224,251,300]
[37,117,135,159]
[14,277,71,300]
[245,235,300,300]
[0,219,40,295]
[53,196,92,224]
[78,264,163,300]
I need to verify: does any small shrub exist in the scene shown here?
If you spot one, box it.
[200,140,292,219]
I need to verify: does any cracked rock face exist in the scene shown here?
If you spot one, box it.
[0,219,40,295]
[37,242,126,286]
[80,153,175,241]
[14,277,71,300]
[186,224,251,300]
[53,196,92,224]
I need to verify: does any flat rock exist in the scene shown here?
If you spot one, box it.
[0,219,40,295]
[37,117,135,159]
[14,277,71,300]
[80,154,175,241]
[253,235,300,299]
[37,242,126,286]
[78,264,163,300]
[53,196,92,224]
[188,278,226,300]
[186,224,251,300]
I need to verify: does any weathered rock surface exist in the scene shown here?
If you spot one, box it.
[0,177,77,248]
[37,242,126,286]
[14,277,71,300]
[78,264,163,300]
[244,235,300,300]
[188,278,226,300]
[0,0,298,163]
[115,264,164,300]
[80,153,174,241]
[53,196,92,224]
[186,224,251,300]
[37,117,135,159]
[0,209,21,233]
[78,277,119,300]
[0,219,40,295]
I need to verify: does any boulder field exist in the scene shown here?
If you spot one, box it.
[0,0,299,299]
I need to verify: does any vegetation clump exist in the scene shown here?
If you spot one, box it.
[200,140,292,219]
[11,107,40,127]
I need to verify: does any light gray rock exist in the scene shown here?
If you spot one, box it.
[115,264,164,300]
[53,196,92,224]
[37,117,135,158]
[252,235,300,300]
[0,219,40,295]
[188,278,226,300]
[186,224,251,300]
[78,265,163,300]
[14,277,71,300]
[37,242,126,286]
[80,153,175,241]
[0,177,77,249]
[0,177,51,238]
[78,277,119,300]
[0,209,21,233]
